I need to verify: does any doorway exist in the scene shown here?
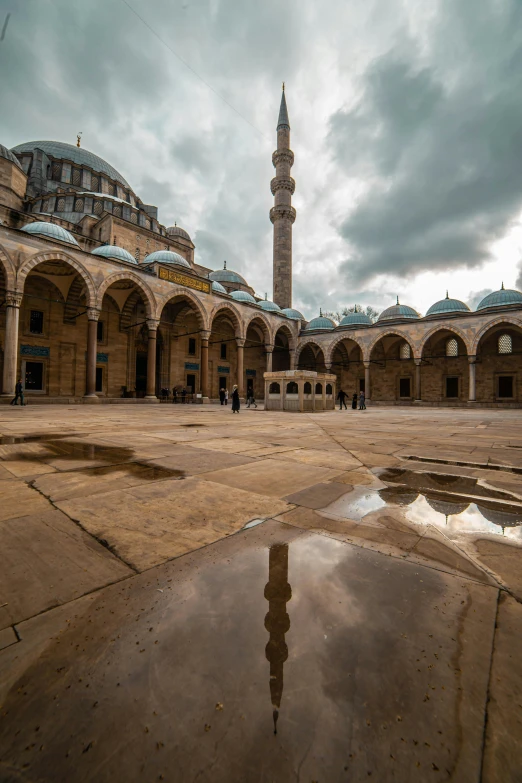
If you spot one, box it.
[186,374,196,394]
[446,377,459,398]
[247,378,254,397]
[135,352,147,395]
[24,361,44,391]
[399,377,411,398]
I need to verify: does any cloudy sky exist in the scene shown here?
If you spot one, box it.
[1,0,522,318]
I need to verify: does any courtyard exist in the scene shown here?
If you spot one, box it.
[0,403,521,781]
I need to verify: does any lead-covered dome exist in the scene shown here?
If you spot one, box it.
[166,225,191,241]
[378,298,420,322]
[0,143,23,170]
[426,292,470,316]
[259,299,282,313]
[209,263,247,287]
[91,245,136,264]
[143,250,189,268]
[21,221,79,246]
[339,311,372,327]
[305,315,336,331]
[212,280,227,294]
[230,290,256,303]
[12,141,131,188]
[282,307,304,320]
[476,284,522,311]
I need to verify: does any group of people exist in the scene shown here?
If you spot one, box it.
[337,389,366,411]
[220,385,241,412]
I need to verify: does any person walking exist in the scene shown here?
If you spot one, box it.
[352,392,358,410]
[181,387,186,404]
[172,388,178,404]
[219,387,225,405]
[10,378,24,406]
[231,384,240,413]
[337,389,348,410]
[224,388,229,406]
[246,392,257,409]
[359,390,366,410]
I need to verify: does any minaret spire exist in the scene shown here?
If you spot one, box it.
[270,85,296,309]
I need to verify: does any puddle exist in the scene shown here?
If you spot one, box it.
[377,468,520,501]
[181,424,206,428]
[70,462,185,481]
[0,433,84,445]
[243,518,265,529]
[7,440,134,464]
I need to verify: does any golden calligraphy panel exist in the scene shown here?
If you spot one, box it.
[158,266,211,294]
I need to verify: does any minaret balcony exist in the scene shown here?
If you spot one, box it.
[270,176,295,196]
[272,149,294,169]
[270,205,297,224]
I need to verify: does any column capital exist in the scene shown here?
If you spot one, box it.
[468,355,477,364]
[324,362,332,371]
[236,338,246,348]
[200,330,211,342]
[414,358,422,366]
[87,307,101,321]
[363,361,371,369]
[265,344,274,353]
[146,318,160,332]
[6,291,22,308]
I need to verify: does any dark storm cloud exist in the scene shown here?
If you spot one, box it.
[330,0,522,285]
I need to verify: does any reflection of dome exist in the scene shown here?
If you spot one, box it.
[143,250,189,268]
[426,293,470,316]
[339,311,372,326]
[166,225,191,241]
[91,245,136,264]
[230,290,256,303]
[0,143,23,170]
[282,308,304,320]
[21,221,79,246]
[477,284,522,310]
[477,502,522,528]
[378,298,420,322]
[425,495,469,516]
[212,280,227,294]
[12,140,131,188]
[378,487,419,506]
[305,315,336,331]
[209,266,247,286]
[259,299,282,313]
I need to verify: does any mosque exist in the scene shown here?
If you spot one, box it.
[0,89,521,405]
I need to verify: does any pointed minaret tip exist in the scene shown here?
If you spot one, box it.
[277,86,290,130]
[446,290,449,299]
[396,296,400,305]
[501,281,505,290]
[319,307,323,317]
[223,260,227,270]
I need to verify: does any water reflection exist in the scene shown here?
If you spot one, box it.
[264,544,292,735]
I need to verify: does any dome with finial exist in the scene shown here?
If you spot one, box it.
[209,261,247,287]
[21,221,79,246]
[304,309,336,331]
[426,292,470,317]
[166,223,191,241]
[282,308,305,320]
[211,280,227,294]
[476,283,522,311]
[142,249,190,268]
[477,501,522,529]
[377,296,420,322]
[230,290,257,304]
[91,245,136,264]
[259,295,282,313]
[339,306,372,327]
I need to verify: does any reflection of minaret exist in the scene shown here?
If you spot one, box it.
[270,85,296,310]
[264,543,292,735]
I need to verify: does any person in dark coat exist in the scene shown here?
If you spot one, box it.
[11,378,24,406]
[219,387,225,405]
[352,393,358,410]
[337,389,348,410]
[181,387,186,404]
[231,384,240,413]
[359,391,366,410]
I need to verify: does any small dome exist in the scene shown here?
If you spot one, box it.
[426,496,469,517]
[209,264,247,286]
[476,285,522,311]
[143,250,189,268]
[378,298,420,322]
[282,307,304,320]
[477,502,522,529]
[339,311,372,327]
[167,225,191,241]
[259,299,282,312]
[0,143,23,170]
[305,315,336,331]
[21,221,79,247]
[230,290,256,303]
[212,280,227,294]
[426,293,470,316]
[91,245,136,264]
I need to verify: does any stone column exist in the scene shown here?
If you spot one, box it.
[145,319,159,401]
[289,348,296,370]
[298,379,304,412]
[84,307,101,402]
[364,362,371,401]
[468,356,476,402]
[414,359,422,401]
[200,330,210,400]
[236,338,245,397]
[322,377,327,410]
[1,292,22,396]
[266,345,274,373]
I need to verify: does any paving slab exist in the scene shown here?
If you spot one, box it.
[0,480,52,522]
[0,520,498,783]
[271,447,362,470]
[283,480,350,508]
[144,446,257,475]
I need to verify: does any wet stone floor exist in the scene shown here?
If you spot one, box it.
[0,404,521,781]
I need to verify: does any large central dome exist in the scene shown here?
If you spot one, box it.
[11,140,131,189]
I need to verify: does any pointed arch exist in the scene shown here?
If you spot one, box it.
[419,324,471,356]
[210,301,243,337]
[295,339,326,365]
[324,333,365,365]
[158,287,208,331]
[97,271,156,318]
[471,316,522,355]
[0,242,16,291]
[367,330,416,361]
[63,276,87,324]
[17,250,96,307]
[274,322,297,351]
[245,311,273,345]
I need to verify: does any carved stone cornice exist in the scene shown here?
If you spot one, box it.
[6,291,23,308]
[270,176,295,196]
[270,205,297,224]
[272,149,294,169]
[87,307,101,321]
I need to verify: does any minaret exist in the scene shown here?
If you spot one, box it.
[270,85,296,310]
[264,543,292,735]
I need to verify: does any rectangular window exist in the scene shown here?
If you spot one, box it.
[95,367,103,393]
[498,376,514,398]
[188,337,196,355]
[30,310,44,334]
[220,343,227,359]
[186,374,196,393]
[25,361,44,391]
[399,378,411,397]
[446,377,459,398]
[97,321,104,342]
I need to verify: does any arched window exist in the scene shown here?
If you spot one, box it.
[135,248,140,262]
[91,175,99,192]
[498,334,512,354]
[304,382,312,394]
[269,382,280,394]
[286,381,298,394]
[446,338,458,357]
[315,383,322,394]
[326,384,333,394]
[130,212,137,224]
[74,198,84,212]
[400,342,411,360]
[56,197,65,212]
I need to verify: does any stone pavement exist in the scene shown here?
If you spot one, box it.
[0,404,521,781]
